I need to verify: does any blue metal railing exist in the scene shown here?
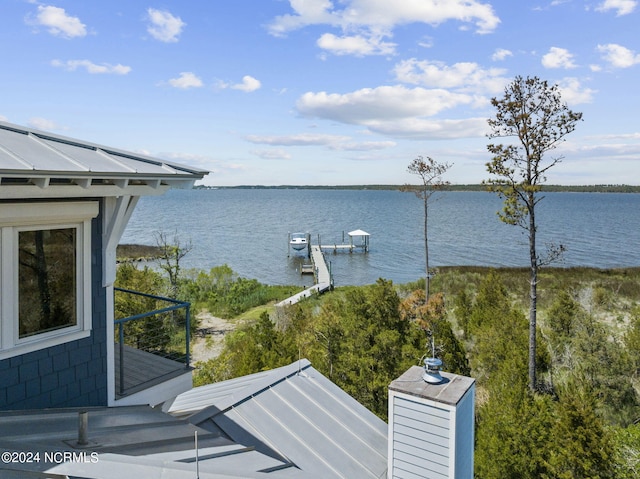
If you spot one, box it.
[114,287,191,396]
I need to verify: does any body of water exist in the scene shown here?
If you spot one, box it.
[120,188,640,287]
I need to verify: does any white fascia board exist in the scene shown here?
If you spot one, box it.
[0,183,171,199]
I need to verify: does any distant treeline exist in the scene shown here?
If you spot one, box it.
[195,184,640,193]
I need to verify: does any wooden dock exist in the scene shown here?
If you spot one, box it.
[276,246,332,308]
[319,243,366,253]
[276,229,368,309]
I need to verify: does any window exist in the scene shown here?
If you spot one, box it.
[0,202,98,359]
[18,227,78,338]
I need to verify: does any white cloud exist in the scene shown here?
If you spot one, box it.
[589,132,640,140]
[366,117,489,139]
[337,140,396,151]
[27,117,61,131]
[557,77,596,104]
[297,86,474,124]
[268,0,500,56]
[393,59,508,94]
[317,33,396,56]
[147,8,185,43]
[251,149,293,160]
[168,72,203,89]
[0,114,8,122]
[267,0,341,37]
[246,133,351,146]
[246,133,395,150]
[491,48,513,61]
[597,43,640,68]
[51,59,131,75]
[418,36,434,49]
[542,47,577,69]
[231,75,261,92]
[595,0,637,15]
[29,5,86,38]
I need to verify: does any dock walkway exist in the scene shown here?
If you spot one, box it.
[276,246,332,308]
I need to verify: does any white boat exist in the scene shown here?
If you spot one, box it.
[290,232,308,251]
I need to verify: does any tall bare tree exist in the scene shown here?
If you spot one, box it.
[485,75,582,391]
[403,156,451,301]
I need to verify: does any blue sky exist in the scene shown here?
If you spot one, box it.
[1,0,639,186]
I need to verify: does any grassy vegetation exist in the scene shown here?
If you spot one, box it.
[422,266,640,336]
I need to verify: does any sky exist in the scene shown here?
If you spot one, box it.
[1,0,639,186]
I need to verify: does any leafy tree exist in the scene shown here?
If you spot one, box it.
[402,156,451,300]
[568,313,638,426]
[399,291,469,376]
[195,311,296,384]
[485,75,582,391]
[545,379,615,479]
[196,278,426,420]
[611,423,640,479]
[546,289,580,340]
[466,271,549,385]
[475,343,555,479]
[467,269,510,336]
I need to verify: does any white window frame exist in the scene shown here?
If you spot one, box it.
[0,202,98,360]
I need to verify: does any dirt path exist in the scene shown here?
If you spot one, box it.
[191,311,235,363]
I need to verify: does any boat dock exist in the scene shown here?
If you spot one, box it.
[276,245,333,308]
[318,229,370,254]
[276,229,369,309]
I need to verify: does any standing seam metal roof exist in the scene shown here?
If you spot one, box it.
[168,360,388,479]
[0,121,208,180]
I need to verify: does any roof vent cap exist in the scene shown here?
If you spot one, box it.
[422,331,444,384]
[422,357,444,384]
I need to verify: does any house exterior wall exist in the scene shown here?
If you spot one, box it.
[454,384,475,478]
[389,393,451,479]
[0,199,108,410]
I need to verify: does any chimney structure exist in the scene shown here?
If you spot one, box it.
[387,365,475,479]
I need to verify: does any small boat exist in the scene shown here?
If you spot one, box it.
[290,232,308,251]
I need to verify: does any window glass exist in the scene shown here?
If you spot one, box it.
[18,227,77,338]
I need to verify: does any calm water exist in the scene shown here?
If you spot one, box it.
[120,189,640,287]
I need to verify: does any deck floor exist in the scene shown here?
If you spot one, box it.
[114,344,190,397]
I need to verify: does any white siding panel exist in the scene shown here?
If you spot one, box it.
[394,440,449,467]
[394,402,450,430]
[398,396,450,418]
[393,461,449,479]
[394,424,450,457]
[394,413,449,440]
[393,451,449,478]
[391,396,451,479]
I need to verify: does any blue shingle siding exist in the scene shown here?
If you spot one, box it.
[0,200,109,410]
[18,361,40,383]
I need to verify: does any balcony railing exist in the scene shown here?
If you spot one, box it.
[114,287,192,397]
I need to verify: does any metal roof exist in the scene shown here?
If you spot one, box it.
[169,359,389,479]
[0,360,388,479]
[0,121,208,198]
